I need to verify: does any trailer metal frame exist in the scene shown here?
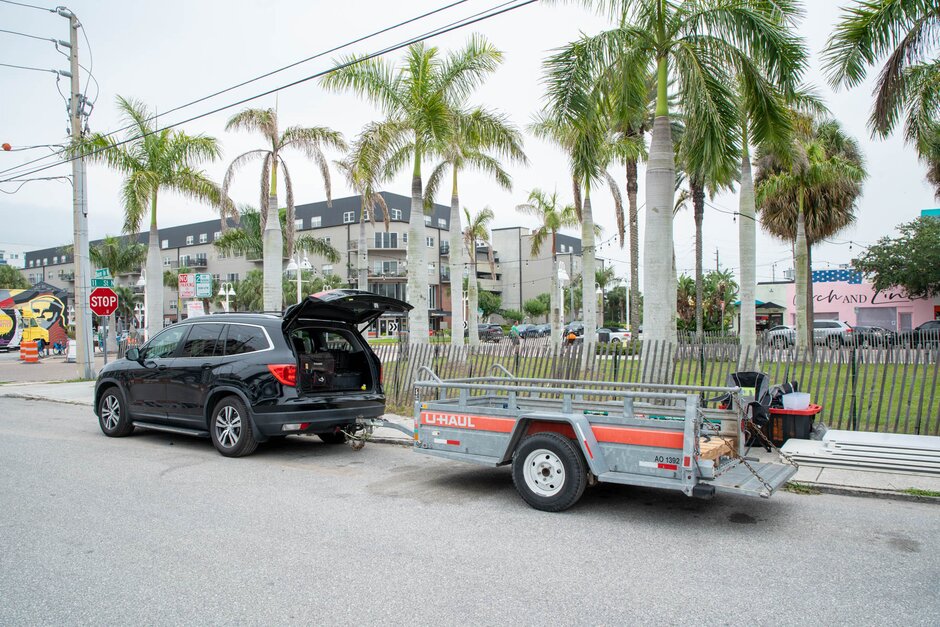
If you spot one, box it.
[384,365,797,510]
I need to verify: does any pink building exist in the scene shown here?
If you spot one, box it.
[774,269,939,331]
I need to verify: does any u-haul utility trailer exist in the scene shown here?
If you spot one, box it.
[398,367,797,512]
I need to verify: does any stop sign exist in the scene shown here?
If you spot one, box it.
[89,287,119,316]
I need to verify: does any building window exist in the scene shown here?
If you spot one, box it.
[199,233,207,243]
[343,211,355,224]
[185,235,194,246]
[324,236,331,245]
[322,264,333,276]
[424,215,432,226]
[428,262,435,275]
[52,256,58,264]
[227,273,239,282]
[29,260,33,268]
[402,233,407,243]
[61,255,68,263]
[43,258,47,265]
[212,273,220,283]
[374,260,398,276]
[163,257,172,267]
[438,218,446,228]
[428,285,438,309]
[161,239,169,249]
[214,231,221,240]
[374,232,398,249]
[391,208,402,221]
[426,236,434,248]
[311,216,322,228]
[295,218,304,230]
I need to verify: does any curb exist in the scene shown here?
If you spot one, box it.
[793,482,940,504]
[0,393,93,407]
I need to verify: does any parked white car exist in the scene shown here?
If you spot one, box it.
[600,327,632,344]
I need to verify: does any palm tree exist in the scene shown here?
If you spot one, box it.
[80,96,222,338]
[335,142,389,292]
[547,0,805,356]
[222,108,346,312]
[756,118,867,349]
[824,1,939,190]
[529,109,622,350]
[214,207,339,263]
[516,189,579,348]
[595,265,617,325]
[322,36,503,345]
[88,235,146,351]
[425,107,527,347]
[462,206,495,346]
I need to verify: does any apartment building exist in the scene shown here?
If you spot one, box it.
[21,193,586,332]
[0,242,29,269]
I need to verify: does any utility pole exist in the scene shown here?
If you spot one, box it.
[715,247,720,273]
[61,7,95,379]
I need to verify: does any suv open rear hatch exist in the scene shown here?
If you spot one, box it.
[282,289,412,331]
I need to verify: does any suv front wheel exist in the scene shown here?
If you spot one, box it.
[210,396,259,457]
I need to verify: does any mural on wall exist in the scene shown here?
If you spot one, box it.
[0,283,68,350]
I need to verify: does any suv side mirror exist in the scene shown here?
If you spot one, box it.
[125,348,140,361]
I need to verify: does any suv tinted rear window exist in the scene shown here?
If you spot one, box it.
[181,323,224,358]
[222,325,269,355]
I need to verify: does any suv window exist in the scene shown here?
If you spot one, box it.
[180,323,224,358]
[222,325,269,355]
[142,326,187,359]
[814,321,837,329]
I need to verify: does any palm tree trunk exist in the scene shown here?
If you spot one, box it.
[145,193,162,340]
[581,188,597,357]
[357,206,368,291]
[644,110,678,379]
[448,169,464,348]
[406,155,429,344]
[806,243,815,352]
[263,161,282,312]
[467,262,480,347]
[692,178,705,340]
[794,195,809,350]
[738,140,758,363]
[626,158,640,336]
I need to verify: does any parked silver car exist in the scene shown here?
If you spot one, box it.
[813,320,854,347]
[765,325,796,348]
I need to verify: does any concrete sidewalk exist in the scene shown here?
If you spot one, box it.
[1,380,936,502]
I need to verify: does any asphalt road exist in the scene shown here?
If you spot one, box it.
[1,398,938,626]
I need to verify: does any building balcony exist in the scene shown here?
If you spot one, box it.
[179,256,208,269]
[118,268,141,277]
[440,242,450,256]
[440,269,451,283]
[61,272,75,282]
[370,269,407,279]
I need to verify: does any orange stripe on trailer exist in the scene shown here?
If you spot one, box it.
[419,412,514,433]
[421,412,684,449]
[591,425,684,449]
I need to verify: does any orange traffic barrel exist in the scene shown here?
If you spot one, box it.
[20,340,38,364]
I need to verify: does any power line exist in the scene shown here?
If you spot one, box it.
[0,61,68,75]
[0,26,58,42]
[0,0,56,11]
[1,0,539,184]
[0,0,477,179]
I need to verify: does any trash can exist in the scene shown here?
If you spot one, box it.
[767,404,822,446]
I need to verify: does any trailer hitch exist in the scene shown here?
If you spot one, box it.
[343,418,415,451]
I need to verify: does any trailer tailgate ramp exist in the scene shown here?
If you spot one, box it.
[705,460,797,498]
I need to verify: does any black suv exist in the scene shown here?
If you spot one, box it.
[94,290,411,457]
[464,323,504,342]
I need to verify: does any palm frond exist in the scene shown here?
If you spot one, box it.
[602,170,625,247]
[226,108,279,143]
[320,54,402,115]
[295,234,340,263]
[280,156,296,255]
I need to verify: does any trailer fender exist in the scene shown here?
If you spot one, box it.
[500,415,609,476]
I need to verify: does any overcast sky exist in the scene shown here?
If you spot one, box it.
[1,0,936,287]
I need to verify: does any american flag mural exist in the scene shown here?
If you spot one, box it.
[812,269,863,284]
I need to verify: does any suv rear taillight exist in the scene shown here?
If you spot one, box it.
[267,364,297,387]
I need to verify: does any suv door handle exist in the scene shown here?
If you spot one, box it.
[201,363,212,370]
[157,364,168,371]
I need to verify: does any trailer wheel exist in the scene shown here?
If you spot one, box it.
[512,432,587,512]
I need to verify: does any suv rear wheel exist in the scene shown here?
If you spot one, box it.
[210,396,259,457]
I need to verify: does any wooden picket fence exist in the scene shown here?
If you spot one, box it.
[373,339,940,436]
